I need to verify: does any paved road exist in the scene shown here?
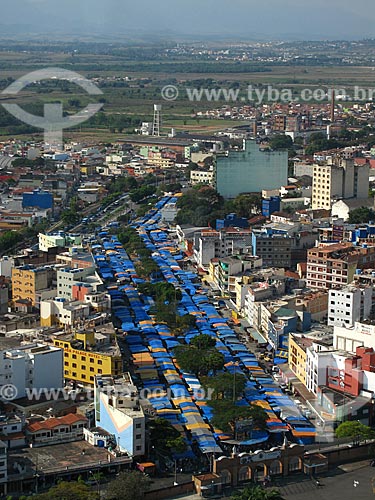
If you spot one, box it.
[276,462,375,499]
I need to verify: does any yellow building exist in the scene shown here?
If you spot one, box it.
[53,329,122,385]
[12,266,54,307]
[288,333,312,385]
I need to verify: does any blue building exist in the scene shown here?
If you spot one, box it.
[262,196,281,217]
[268,307,311,349]
[94,375,145,457]
[216,213,249,230]
[22,189,53,210]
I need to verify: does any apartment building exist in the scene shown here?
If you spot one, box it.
[40,297,90,327]
[57,267,96,300]
[0,343,63,399]
[12,265,55,307]
[306,243,375,290]
[311,158,369,210]
[193,227,252,269]
[38,233,82,253]
[294,291,328,321]
[190,169,215,186]
[0,256,14,278]
[94,374,145,457]
[327,285,372,327]
[306,345,333,395]
[251,233,292,268]
[289,334,313,385]
[212,255,262,295]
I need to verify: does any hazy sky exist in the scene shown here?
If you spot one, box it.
[1,0,374,39]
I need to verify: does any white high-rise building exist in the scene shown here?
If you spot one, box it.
[327,285,372,328]
[312,158,369,210]
[0,343,63,399]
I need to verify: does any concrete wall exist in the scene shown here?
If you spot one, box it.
[144,481,194,500]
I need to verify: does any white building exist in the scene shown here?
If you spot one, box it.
[38,233,82,252]
[0,442,7,494]
[305,335,334,394]
[190,169,214,186]
[0,343,63,400]
[0,256,14,278]
[280,197,310,211]
[40,297,90,327]
[327,285,372,328]
[160,202,178,223]
[193,228,252,269]
[331,198,374,222]
[334,321,375,352]
[94,374,145,457]
[312,158,369,210]
[26,413,87,447]
[57,267,94,300]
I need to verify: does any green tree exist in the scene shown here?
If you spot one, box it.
[230,485,285,500]
[190,334,216,350]
[31,480,97,499]
[202,372,247,401]
[269,134,293,151]
[348,206,375,224]
[106,471,151,500]
[148,417,187,454]
[335,421,375,441]
[174,334,225,376]
[232,193,262,218]
[210,400,268,433]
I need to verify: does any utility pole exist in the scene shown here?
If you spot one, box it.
[173,459,178,486]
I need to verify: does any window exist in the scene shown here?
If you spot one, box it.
[72,354,77,360]
[136,445,142,451]
[72,363,77,368]
[136,434,142,439]
[98,360,102,365]
[81,365,86,370]
[90,358,94,363]
[136,423,142,429]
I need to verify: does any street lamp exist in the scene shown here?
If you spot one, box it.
[89,470,101,499]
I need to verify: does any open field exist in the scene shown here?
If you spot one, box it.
[0,46,374,141]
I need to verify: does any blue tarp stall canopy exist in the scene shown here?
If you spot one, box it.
[238,430,269,445]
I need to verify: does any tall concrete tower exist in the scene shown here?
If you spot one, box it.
[152,104,162,136]
[330,89,335,123]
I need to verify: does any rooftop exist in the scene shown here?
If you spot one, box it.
[7,440,131,480]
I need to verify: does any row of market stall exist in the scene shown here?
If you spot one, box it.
[92,195,316,460]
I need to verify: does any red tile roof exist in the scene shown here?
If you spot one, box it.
[27,413,87,433]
